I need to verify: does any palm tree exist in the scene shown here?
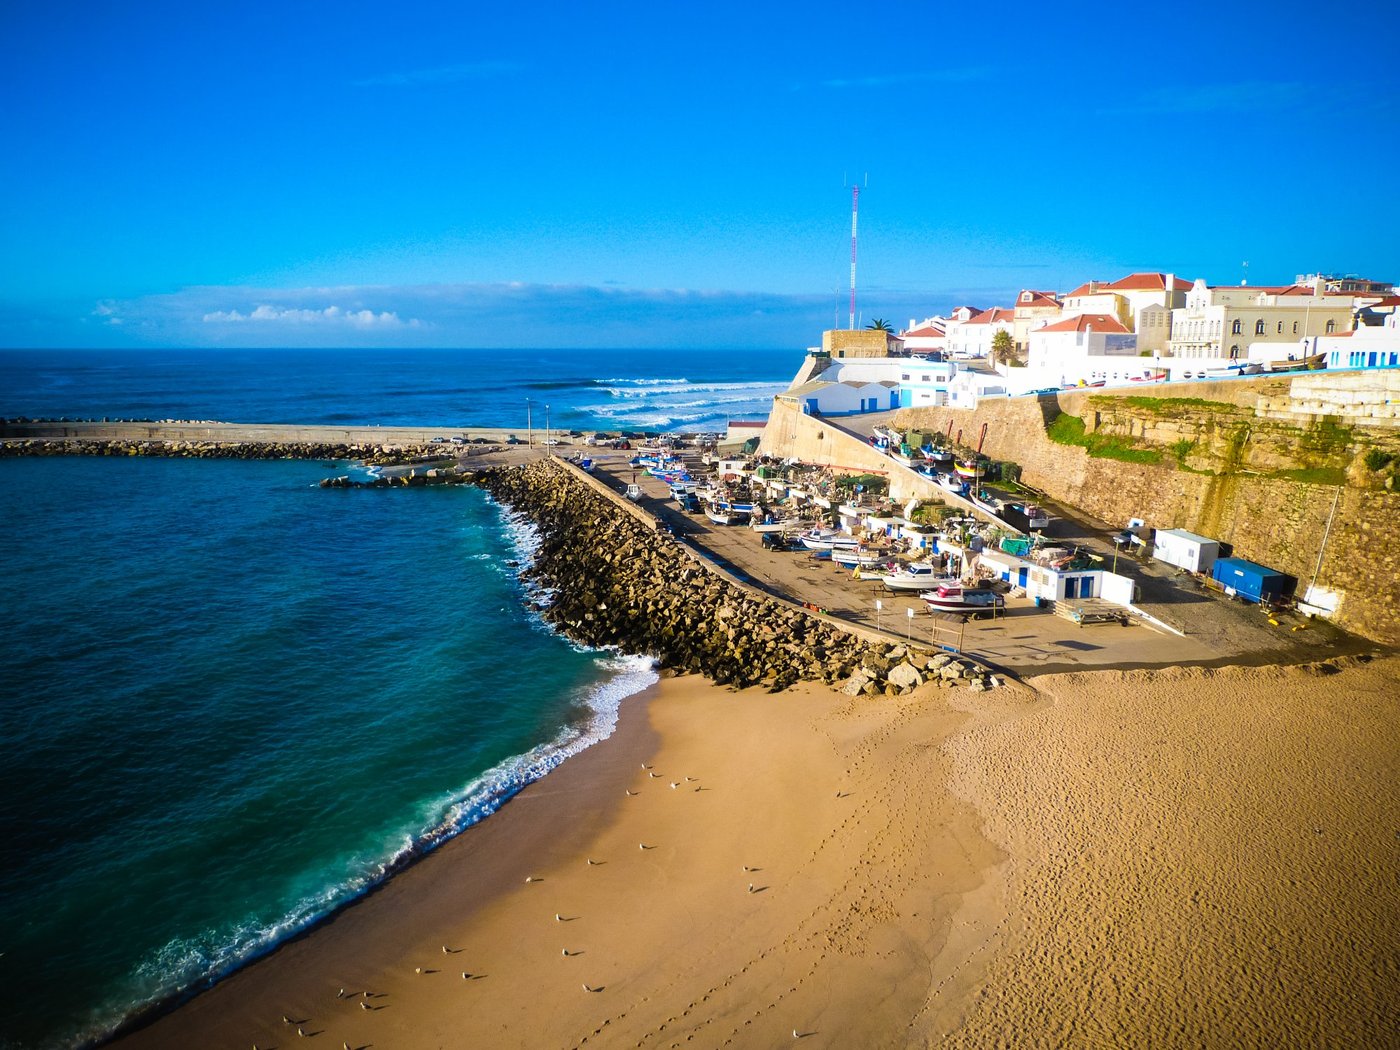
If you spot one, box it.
[866,318,893,332]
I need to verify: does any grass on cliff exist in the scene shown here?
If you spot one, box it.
[1046,413,1164,465]
[1114,395,1238,414]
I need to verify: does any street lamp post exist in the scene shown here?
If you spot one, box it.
[545,404,551,456]
[526,399,533,450]
[906,606,914,641]
[875,599,883,632]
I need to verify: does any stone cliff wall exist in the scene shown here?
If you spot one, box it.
[758,375,1400,646]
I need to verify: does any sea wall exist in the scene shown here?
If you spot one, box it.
[474,459,996,694]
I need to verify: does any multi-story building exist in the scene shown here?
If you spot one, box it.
[1011,289,1062,351]
[1061,273,1189,355]
[946,306,1014,359]
[1168,279,1354,360]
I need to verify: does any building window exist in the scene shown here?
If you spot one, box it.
[1326,320,1336,334]
[1293,322,1298,334]
[1231,319,1242,334]
[1255,319,1267,335]
[1277,321,1284,334]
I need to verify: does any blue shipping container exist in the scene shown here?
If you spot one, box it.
[1210,557,1292,604]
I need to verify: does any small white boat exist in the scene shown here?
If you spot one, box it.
[937,474,968,495]
[705,506,749,526]
[750,518,799,534]
[873,562,956,592]
[625,483,643,501]
[798,530,861,551]
[831,548,889,568]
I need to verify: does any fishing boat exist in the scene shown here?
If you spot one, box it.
[937,474,968,495]
[705,506,750,526]
[954,460,981,479]
[750,517,800,535]
[872,562,956,592]
[921,581,1005,615]
[716,500,757,514]
[831,548,889,569]
[798,530,862,551]
[579,457,594,472]
[625,483,643,501]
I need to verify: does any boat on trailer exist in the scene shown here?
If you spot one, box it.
[921,581,1005,615]
[872,562,956,592]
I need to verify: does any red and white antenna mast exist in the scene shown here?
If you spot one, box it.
[848,183,860,330]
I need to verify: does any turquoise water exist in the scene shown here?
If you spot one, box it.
[0,455,656,1049]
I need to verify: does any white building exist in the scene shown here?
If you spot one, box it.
[779,378,898,416]
[946,306,1014,359]
[900,316,949,355]
[947,369,1009,408]
[1316,305,1400,370]
[1027,313,1137,373]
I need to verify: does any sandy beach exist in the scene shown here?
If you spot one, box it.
[112,656,1399,1049]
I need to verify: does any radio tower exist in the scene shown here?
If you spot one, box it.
[849,184,860,330]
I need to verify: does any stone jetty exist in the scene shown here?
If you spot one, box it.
[0,437,450,467]
[476,459,997,695]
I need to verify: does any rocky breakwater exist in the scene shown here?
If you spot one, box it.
[0,437,443,465]
[477,460,1000,695]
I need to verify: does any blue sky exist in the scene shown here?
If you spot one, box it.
[2,0,1396,349]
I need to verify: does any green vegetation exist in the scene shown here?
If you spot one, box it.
[866,318,893,332]
[909,502,959,525]
[1046,413,1164,465]
[1272,467,1349,486]
[1170,438,1196,466]
[1364,448,1395,472]
[1117,396,1237,413]
[834,472,888,495]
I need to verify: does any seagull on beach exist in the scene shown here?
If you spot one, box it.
[282,1016,292,1024]
[297,1028,306,1038]
[337,987,345,998]
[670,781,679,789]
[748,883,754,893]
[361,1001,370,1010]
[685,777,697,782]
[555,913,563,921]
[649,772,661,778]
[583,983,599,992]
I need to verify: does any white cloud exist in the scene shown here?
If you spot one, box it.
[202,304,419,328]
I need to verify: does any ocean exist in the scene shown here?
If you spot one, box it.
[0,346,795,1049]
[0,347,797,434]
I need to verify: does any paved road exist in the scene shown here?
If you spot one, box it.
[583,449,1363,677]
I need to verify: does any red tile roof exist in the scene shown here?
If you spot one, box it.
[1102,272,1192,292]
[1036,313,1131,334]
[1016,290,1061,309]
[1065,282,1100,298]
[965,307,1015,325]
[904,324,946,337]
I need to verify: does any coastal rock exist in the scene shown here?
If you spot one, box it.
[886,662,924,691]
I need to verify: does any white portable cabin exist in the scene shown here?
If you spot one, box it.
[1151,528,1220,574]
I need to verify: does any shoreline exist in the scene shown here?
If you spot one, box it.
[111,673,1004,1049]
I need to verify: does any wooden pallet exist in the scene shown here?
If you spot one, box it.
[1052,597,1128,626]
